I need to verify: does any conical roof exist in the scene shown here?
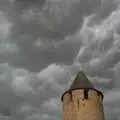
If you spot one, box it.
[69,71,94,91]
[61,71,104,101]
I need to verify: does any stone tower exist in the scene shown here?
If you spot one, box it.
[61,71,105,120]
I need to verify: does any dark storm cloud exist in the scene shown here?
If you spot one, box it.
[9,37,81,71]
[0,0,120,120]
[0,36,81,72]
[6,0,101,71]
[10,0,101,40]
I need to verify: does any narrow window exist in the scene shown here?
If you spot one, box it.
[69,91,72,101]
[84,89,89,99]
[77,98,79,109]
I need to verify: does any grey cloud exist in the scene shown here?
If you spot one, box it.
[2,37,81,72]
[104,88,120,120]
[99,0,118,18]
[10,0,101,40]
[75,7,120,86]
[13,0,46,12]
[0,116,13,120]
[11,64,70,120]
[8,0,102,71]
[0,63,60,120]
[0,0,101,71]
[0,0,120,120]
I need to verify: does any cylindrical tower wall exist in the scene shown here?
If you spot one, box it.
[62,89,104,120]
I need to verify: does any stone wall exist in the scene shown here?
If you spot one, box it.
[62,89,104,120]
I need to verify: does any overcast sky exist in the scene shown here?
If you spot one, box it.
[0,0,120,120]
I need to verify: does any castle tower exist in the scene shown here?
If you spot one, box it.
[61,71,105,120]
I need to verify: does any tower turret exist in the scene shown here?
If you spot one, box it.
[61,71,105,120]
